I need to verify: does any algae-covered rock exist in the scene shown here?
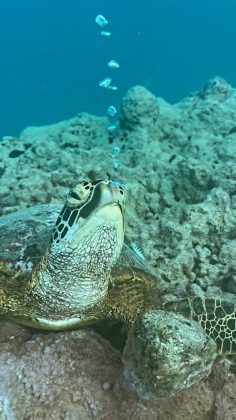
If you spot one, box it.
[123,310,217,400]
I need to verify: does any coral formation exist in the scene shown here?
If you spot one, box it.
[119,85,160,129]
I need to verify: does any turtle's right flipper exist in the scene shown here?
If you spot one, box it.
[164,296,236,355]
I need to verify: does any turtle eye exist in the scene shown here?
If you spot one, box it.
[81,181,91,190]
[78,181,93,197]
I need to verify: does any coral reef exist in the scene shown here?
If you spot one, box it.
[0,76,236,417]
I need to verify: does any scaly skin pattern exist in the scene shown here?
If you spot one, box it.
[0,262,32,316]
[0,224,125,329]
[102,267,161,325]
[30,224,121,317]
[0,256,160,330]
[188,297,236,355]
[164,296,236,355]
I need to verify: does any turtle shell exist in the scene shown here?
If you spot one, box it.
[0,204,61,276]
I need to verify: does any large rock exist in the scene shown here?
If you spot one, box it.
[123,310,217,399]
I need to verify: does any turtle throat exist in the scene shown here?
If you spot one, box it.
[33,202,124,316]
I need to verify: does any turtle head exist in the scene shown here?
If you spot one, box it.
[52,179,125,257]
[34,179,125,317]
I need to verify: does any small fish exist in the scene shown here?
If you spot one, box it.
[101,31,111,37]
[95,14,108,28]
[99,77,112,88]
[107,105,117,117]
[108,85,118,91]
[130,242,146,262]
[108,59,120,69]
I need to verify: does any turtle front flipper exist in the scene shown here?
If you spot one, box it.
[102,244,162,324]
[164,296,236,355]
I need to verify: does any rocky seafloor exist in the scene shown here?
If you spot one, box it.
[0,77,236,419]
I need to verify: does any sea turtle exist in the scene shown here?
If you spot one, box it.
[0,178,235,399]
[0,179,158,329]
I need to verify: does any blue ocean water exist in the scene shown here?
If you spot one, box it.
[0,0,236,138]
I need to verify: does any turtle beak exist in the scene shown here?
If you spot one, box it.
[99,180,125,207]
[93,180,125,229]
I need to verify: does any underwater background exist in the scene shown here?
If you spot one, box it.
[1,1,236,417]
[1,0,236,138]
